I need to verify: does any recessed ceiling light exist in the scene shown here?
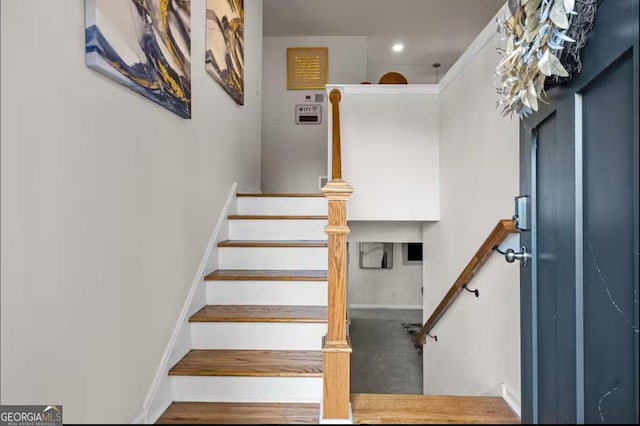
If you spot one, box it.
[392,43,404,53]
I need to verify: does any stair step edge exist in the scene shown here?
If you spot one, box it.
[205,270,328,281]
[237,193,325,198]
[169,350,323,377]
[228,215,328,220]
[217,240,327,248]
[189,305,327,323]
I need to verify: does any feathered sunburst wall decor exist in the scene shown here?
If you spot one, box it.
[495,0,598,118]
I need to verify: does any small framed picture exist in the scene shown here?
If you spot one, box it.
[286,47,328,90]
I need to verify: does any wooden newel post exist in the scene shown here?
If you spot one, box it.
[322,89,353,420]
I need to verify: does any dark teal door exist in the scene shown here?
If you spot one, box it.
[520,0,639,423]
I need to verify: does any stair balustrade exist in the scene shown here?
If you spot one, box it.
[321,88,353,420]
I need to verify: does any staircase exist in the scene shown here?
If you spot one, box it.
[157,192,328,424]
[154,191,521,424]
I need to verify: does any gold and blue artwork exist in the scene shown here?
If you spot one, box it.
[206,0,244,105]
[85,0,191,118]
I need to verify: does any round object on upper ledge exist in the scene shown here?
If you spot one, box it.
[378,72,408,84]
[360,81,372,84]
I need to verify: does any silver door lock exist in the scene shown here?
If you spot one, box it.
[494,246,531,267]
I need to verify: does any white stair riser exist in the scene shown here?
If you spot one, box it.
[237,197,326,216]
[207,281,327,305]
[229,220,327,240]
[171,376,322,403]
[219,247,327,270]
[190,322,327,350]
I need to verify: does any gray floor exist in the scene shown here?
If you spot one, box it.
[349,308,423,395]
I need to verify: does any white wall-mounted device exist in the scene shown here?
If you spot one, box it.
[514,195,530,231]
[295,104,322,124]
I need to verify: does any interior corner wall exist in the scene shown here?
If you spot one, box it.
[348,242,423,308]
[0,0,263,423]
[422,30,520,399]
[261,36,367,192]
[347,222,424,308]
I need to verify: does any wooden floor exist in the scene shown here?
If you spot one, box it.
[189,305,327,323]
[156,394,520,424]
[169,349,323,377]
[351,394,520,424]
[156,402,320,424]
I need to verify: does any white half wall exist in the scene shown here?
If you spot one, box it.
[0,0,263,423]
[261,36,367,192]
[421,4,521,411]
[334,86,440,221]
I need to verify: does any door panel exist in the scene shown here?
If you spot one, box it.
[535,111,579,424]
[583,52,636,423]
[520,0,639,423]
[535,115,562,423]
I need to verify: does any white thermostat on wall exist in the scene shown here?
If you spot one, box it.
[295,104,322,124]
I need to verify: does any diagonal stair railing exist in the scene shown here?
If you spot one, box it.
[414,219,518,345]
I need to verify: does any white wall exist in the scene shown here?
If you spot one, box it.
[367,63,436,85]
[0,0,263,423]
[347,222,424,308]
[261,36,367,192]
[421,7,521,410]
[332,86,440,221]
[348,242,423,308]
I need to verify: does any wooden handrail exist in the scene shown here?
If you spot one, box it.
[321,89,353,420]
[414,219,518,345]
[330,89,342,180]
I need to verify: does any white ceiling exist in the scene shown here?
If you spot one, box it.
[263,0,506,84]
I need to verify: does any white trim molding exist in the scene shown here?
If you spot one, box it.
[326,2,509,99]
[437,2,509,92]
[136,182,240,424]
[326,84,439,95]
[481,383,521,419]
[502,383,521,419]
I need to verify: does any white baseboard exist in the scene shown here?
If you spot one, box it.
[502,383,521,419]
[318,402,353,424]
[349,304,422,310]
[480,382,504,397]
[480,383,521,419]
[137,182,239,424]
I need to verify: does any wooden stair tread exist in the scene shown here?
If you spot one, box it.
[190,305,327,323]
[218,240,327,248]
[169,349,323,377]
[156,402,320,424]
[351,394,520,424]
[228,215,327,220]
[237,193,325,198]
[205,269,327,281]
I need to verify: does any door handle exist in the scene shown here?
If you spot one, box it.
[494,245,531,267]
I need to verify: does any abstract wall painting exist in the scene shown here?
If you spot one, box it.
[85,0,191,119]
[206,0,244,105]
